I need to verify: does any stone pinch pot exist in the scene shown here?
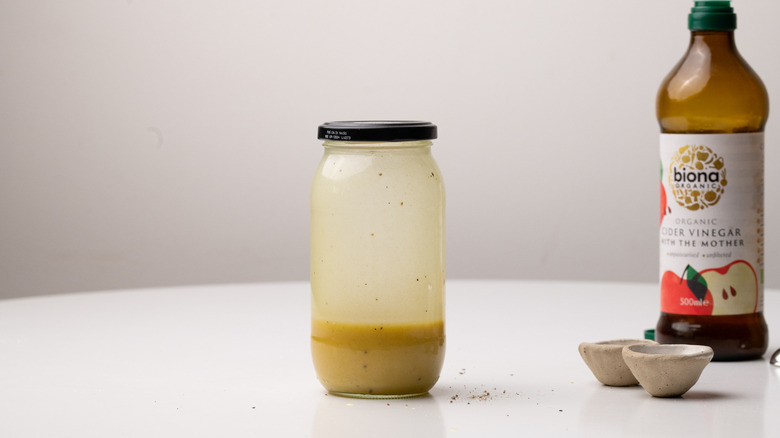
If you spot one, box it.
[578,339,657,387]
[622,344,714,398]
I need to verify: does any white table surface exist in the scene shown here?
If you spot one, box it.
[1,280,778,437]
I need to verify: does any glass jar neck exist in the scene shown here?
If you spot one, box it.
[322,140,433,151]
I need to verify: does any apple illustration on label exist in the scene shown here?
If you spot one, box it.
[702,260,758,315]
[660,162,669,225]
[661,261,758,315]
[660,181,667,225]
[661,265,714,315]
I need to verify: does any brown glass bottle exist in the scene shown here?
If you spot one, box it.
[656,2,768,361]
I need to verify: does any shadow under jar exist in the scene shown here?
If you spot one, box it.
[310,121,446,398]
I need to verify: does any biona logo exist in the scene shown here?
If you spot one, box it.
[668,144,727,211]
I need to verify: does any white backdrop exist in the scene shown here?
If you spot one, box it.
[2,0,779,299]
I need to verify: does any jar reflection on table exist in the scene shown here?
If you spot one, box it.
[310,121,445,398]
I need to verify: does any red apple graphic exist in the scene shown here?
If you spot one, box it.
[660,162,669,225]
[701,260,758,315]
[661,261,759,316]
[660,181,667,225]
[661,265,714,315]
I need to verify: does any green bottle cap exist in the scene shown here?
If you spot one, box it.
[689,1,737,31]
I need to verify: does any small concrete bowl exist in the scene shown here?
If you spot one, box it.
[579,339,657,386]
[622,344,713,397]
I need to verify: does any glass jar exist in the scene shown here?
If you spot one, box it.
[310,121,445,398]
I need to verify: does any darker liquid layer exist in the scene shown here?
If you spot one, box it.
[311,320,445,397]
[656,312,767,361]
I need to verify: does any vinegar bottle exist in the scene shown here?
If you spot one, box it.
[656,1,768,360]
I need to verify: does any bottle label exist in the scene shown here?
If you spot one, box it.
[659,133,764,315]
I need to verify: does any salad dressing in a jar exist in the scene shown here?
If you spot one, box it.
[310,121,445,397]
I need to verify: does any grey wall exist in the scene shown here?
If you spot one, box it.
[2,0,779,299]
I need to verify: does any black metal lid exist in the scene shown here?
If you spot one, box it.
[317,121,437,142]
